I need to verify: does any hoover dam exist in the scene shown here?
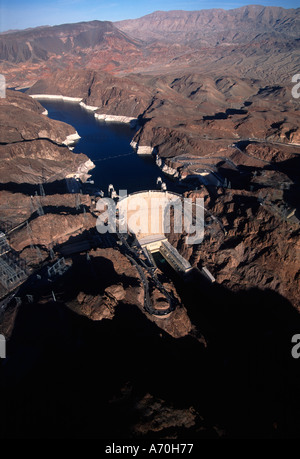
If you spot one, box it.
[117,190,193,273]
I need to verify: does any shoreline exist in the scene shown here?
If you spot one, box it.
[130,140,156,155]
[30,94,83,102]
[63,132,81,146]
[29,94,138,126]
[30,93,181,180]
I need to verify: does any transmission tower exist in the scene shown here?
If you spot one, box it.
[34,191,44,216]
[26,221,43,261]
[75,194,81,211]
[39,183,46,197]
[30,196,35,215]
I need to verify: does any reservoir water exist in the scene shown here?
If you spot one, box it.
[40,99,178,194]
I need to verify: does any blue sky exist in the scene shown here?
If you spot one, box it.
[0,0,299,32]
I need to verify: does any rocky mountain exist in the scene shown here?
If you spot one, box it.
[0,20,141,63]
[116,6,300,44]
[1,6,299,87]
[116,6,300,83]
[0,20,143,87]
[179,187,300,310]
[26,69,155,118]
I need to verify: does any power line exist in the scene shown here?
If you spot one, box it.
[93,152,134,163]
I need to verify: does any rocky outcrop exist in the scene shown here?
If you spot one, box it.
[74,285,126,321]
[27,70,154,119]
[66,248,143,320]
[0,191,33,228]
[61,246,193,338]
[0,90,77,144]
[150,305,193,339]
[9,212,96,252]
[244,142,300,163]
[175,188,300,310]
[0,139,92,184]
[0,190,92,228]
[0,90,94,185]
[133,393,198,436]
[0,89,45,114]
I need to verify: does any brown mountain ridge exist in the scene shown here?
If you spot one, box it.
[1,6,299,87]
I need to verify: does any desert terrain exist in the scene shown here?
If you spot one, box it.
[0,5,299,439]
